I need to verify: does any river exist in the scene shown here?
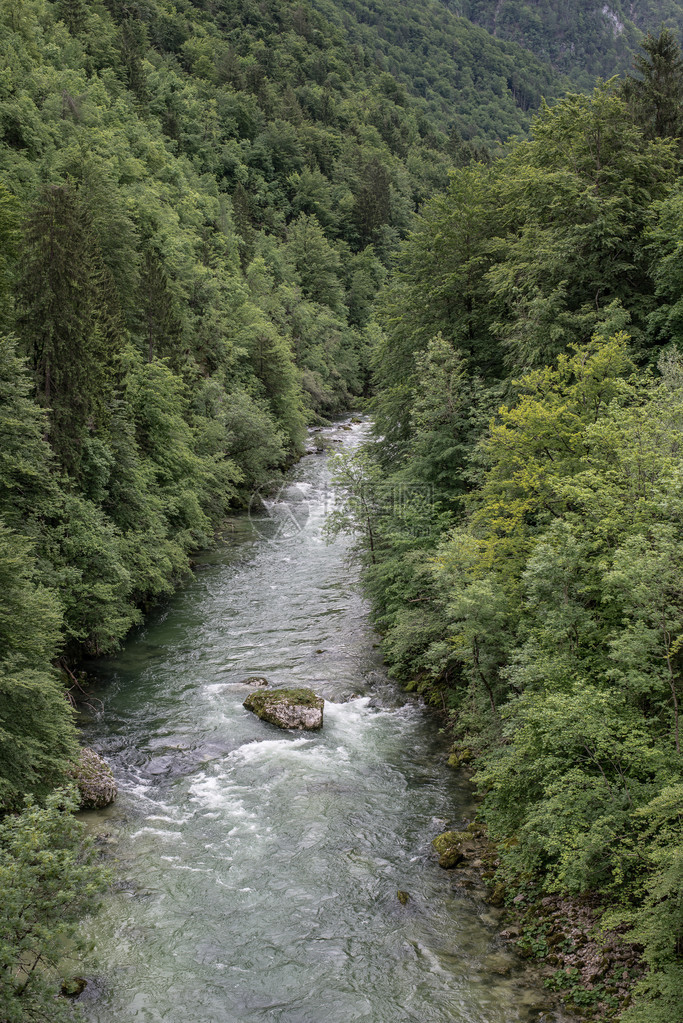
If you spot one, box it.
[77,419,561,1023]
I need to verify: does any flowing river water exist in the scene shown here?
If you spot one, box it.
[78,419,563,1023]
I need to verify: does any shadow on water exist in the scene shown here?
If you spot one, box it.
[78,420,567,1023]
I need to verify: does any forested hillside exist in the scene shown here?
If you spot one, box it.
[461,0,683,86]
[331,44,683,1023]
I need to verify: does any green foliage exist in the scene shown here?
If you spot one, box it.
[0,183,19,332]
[376,80,676,451]
[0,523,76,808]
[613,784,683,1023]
[2,0,683,1014]
[18,182,119,475]
[622,29,683,141]
[369,335,683,1016]
[0,788,108,1022]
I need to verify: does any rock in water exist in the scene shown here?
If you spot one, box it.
[61,977,87,998]
[73,748,117,809]
[238,675,269,687]
[243,688,324,730]
[432,830,475,869]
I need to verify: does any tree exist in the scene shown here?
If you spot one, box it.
[0,335,54,533]
[375,163,498,451]
[0,789,108,1022]
[0,183,19,334]
[0,522,76,808]
[408,334,491,509]
[138,244,182,364]
[326,446,389,565]
[18,184,118,475]
[353,156,392,247]
[488,83,676,370]
[623,29,683,143]
[120,16,149,103]
[617,784,683,1023]
[286,213,344,311]
[57,0,88,37]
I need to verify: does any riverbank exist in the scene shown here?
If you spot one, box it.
[429,779,646,1022]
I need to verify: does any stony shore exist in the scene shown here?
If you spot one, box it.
[432,817,644,1020]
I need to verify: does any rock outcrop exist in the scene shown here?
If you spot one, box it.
[73,747,117,809]
[243,687,324,730]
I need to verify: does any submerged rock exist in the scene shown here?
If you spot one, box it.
[73,748,117,810]
[485,953,514,977]
[238,675,269,687]
[243,687,324,730]
[397,890,410,905]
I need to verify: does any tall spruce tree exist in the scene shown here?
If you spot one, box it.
[18,184,118,475]
[623,29,683,142]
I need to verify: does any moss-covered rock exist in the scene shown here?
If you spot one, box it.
[432,830,469,854]
[432,830,475,869]
[243,688,324,730]
[61,977,87,998]
[488,883,506,907]
[73,748,117,810]
[447,747,474,767]
[439,847,464,869]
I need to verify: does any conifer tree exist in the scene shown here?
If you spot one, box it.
[623,29,683,142]
[57,0,88,36]
[138,245,182,363]
[18,184,117,474]
[0,183,19,334]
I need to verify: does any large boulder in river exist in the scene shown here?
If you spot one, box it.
[243,688,324,730]
[73,747,117,809]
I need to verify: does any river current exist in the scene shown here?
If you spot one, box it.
[78,420,561,1023]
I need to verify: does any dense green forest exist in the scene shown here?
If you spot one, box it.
[1,0,682,1016]
[329,40,683,1023]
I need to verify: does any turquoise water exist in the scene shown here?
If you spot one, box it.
[78,421,560,1023]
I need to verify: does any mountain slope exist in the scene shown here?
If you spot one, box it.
[461,0,683,86]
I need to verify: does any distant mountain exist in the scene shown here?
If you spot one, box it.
[457,1,683,86]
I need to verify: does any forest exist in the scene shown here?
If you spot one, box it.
[0,0,681,1019]
[331,35,683,1023]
